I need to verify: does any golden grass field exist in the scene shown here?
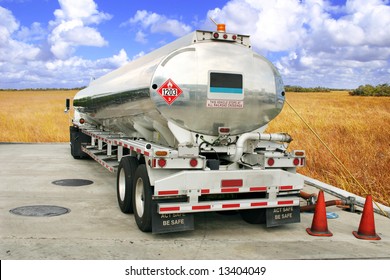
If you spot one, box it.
[267,91,390,207]
[0,90,76,143]
[0,90,389,206]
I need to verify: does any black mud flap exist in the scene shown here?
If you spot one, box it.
[70,126,91,159]
[266,206,300,227]
[151,200,194,234]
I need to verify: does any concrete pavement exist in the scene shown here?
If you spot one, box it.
[0,143,389,259]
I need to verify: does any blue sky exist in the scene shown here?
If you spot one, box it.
[0,0,389,89]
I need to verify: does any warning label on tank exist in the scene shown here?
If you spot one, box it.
[207,99,244,109]
[157,78,183,105]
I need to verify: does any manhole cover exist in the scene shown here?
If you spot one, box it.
[10,205,70,217]
[52,179,93,187]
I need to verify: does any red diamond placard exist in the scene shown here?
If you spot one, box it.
[157,78,183,105]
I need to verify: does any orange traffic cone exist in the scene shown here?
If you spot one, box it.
[306,190,333,237]
[353,195,381,240]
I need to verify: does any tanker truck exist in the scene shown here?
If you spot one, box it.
[69,25,306,233]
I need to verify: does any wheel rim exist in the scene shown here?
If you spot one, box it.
[135,177,144,217]
[118,168,126,202]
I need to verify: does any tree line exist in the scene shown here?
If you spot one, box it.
[284,85,332,92]
[285,84,390,96]
[349,84,390,96]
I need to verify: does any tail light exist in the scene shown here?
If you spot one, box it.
[218,127,230,134]
[190,158,198,167]
[158,158,166,168]
[267,158,275,166]
[155,150,168,156]
[294,151,305,156]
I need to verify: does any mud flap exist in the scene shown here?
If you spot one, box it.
[151,200,194,234]
[70,126,90,159]
[266,206,300,227]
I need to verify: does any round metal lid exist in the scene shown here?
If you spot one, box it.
[10,205,70,217]
[52,179,93,187]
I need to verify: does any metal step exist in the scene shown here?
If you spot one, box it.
[81,146,118,173]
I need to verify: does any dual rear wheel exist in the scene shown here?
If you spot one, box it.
[117,157,267,232]
[116,157,152,232]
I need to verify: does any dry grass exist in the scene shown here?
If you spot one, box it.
[267,91,390,206]
[1,90,389,206]
[0,90,76,142]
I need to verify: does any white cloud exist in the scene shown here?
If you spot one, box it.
[53,0,111,24]
[206,0,390,88]
[135,30,147,44]
[0,5,19,35]
[2,48,129,89]
[45,48,128,76]
[0,6,40,63]
[0,3,127,89]
[132,51,145,60]
[105,48,129,68]
[207,0,307,52]
[124,10,192,38]
[346,0,390,47]
[48,0,111,59]
[15,22,46,42]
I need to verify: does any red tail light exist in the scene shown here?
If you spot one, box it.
[190,158,198,167]
[267,158,275,166]
[218,127,230,134]
[158,158,166,168]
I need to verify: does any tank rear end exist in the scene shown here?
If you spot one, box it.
[151,31,285,136]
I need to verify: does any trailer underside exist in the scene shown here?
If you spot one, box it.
[70,124,305,233]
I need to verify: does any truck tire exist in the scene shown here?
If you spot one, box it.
[240,209,266,224]
[132,164,153,232]
[116,156,139,214]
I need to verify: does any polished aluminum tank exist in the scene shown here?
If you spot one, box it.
[73,30,285,145]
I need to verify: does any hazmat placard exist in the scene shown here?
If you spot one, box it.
[157,78,183,105]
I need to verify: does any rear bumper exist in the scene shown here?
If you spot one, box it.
[154,169,303,214]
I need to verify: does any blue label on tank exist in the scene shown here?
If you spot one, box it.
[210,87,243,94]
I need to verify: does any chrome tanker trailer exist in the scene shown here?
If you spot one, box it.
[69,25,306,233]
